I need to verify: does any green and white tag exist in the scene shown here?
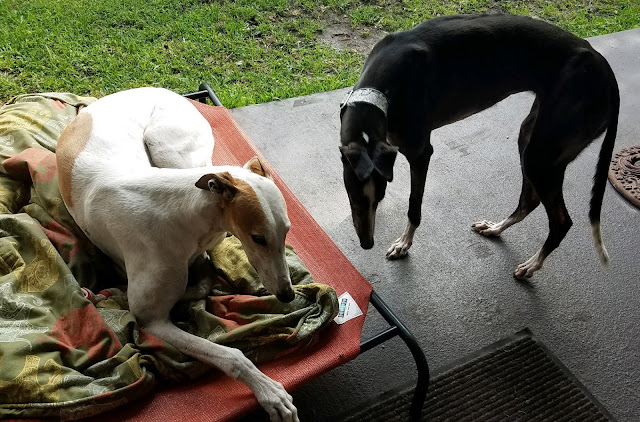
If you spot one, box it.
[334,291,363,325]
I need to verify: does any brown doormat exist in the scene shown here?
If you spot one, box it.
[340,329,615,422]
[609,145,640,208]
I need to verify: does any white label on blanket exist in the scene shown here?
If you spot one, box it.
[334,291,363,325]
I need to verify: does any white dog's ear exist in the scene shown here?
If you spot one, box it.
[243,156,272,179]
[340,144,374,181]
[195,172,238,201]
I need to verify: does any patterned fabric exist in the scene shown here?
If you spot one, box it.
[0,94,338,420]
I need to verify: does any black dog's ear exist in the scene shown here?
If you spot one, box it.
[372,143,399,182]
[340,145,374,181]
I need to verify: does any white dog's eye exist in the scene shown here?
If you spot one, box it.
[251,234,267,246]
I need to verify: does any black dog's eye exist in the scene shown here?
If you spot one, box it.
[251,235,267,246]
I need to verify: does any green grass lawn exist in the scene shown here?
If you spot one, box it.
[1,0,639,107]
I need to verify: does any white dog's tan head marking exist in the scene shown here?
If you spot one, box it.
[243,156,272,180]
[56,112,93,208]
[196,157,294,302]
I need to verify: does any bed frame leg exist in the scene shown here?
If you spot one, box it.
[369,290,429,421]
[198,82,223,106]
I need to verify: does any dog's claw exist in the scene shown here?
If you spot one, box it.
[386,237,411,260]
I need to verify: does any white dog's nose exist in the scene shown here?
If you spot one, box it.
[276,289,295,303]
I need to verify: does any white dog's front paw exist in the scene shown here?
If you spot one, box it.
[386,236,411,260]
[254,375,299,422]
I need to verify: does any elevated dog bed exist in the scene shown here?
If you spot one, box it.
[0,85,429,421]
[0,93,338,420]
[101,85,429,421]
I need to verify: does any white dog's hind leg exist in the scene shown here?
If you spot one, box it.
[143,98,214,169]
[181,277,213,301]
[182,254,215,301]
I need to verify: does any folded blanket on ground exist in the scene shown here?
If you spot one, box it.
[0,93,338,420]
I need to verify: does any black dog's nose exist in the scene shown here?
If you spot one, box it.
[276,289,295,303]
[360,239,374,249]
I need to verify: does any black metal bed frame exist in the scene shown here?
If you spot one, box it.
[183,82,430,421]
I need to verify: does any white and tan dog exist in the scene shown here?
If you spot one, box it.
[56,87,298,422]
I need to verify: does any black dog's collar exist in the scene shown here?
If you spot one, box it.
[340,87,389,117]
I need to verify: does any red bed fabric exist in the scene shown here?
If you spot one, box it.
[95,102,372,421]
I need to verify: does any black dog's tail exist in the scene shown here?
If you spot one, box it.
[589,67,619,266]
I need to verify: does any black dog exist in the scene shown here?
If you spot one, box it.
[339,13,619,279]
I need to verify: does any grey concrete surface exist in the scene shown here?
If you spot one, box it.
[231,29,640,421]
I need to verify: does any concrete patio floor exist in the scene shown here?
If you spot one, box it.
[231,28,640,421]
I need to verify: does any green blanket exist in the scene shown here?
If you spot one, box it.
[0,94,338,420]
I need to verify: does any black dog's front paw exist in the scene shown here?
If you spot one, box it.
[386,237,411,259]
